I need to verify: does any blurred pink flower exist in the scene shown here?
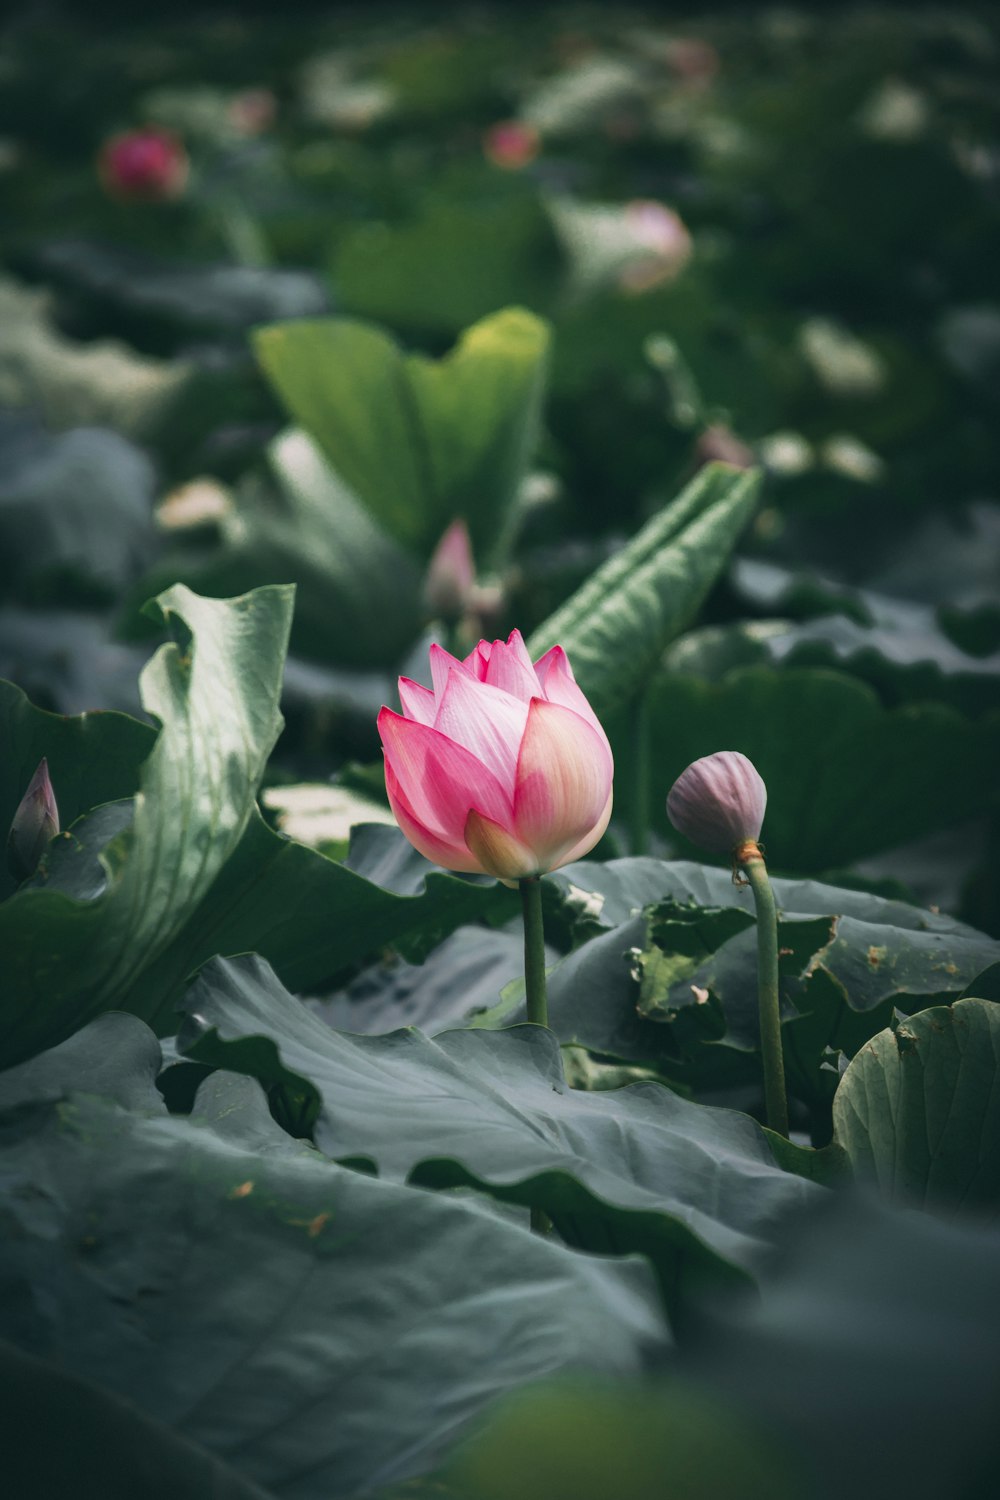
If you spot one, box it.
[98,127,189,201]
[378,631,613,881]
[666,751,766,855]
[619,201,692,291]
[7,758,59,882]
[484,120,540,171]
[423,519,476,622]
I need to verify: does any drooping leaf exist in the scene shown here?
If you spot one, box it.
[0,583,293,1066]
[832,997,1000,1214]
[253,307,550,564]
[178,954,824,1307]
[527,463,760,718]
[0,1016,668,1500]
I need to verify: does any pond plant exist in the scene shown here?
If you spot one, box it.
[1,7,999,1499]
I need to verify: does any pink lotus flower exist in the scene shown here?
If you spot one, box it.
[378,631,613,881]
[666,751,766,855]
[98,127,189,201]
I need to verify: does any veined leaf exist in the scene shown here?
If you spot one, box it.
[832,997,1000,1214]
[527,463,760,718]
[0,584,293,1067]
[179,953,823,1309]
[0,1016,668,1500]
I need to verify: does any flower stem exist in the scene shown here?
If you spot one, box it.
[519,875,551,1234]
[519,876,548,1029]
[630,686,651,856]
[738,846,789,1138]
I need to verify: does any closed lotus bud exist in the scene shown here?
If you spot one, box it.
[98,127,189,201]
[423,519,476,623]
[378,630,613,882]
[7,758,60,882]
[666,750,766,856]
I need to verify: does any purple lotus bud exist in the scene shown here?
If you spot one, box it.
[666,750,766,856]
[7,758,60,882]
[423,519,476,622]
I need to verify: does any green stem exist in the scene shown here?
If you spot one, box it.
[519,876,547,1029]
[630,686,651,857]
[520,875,551,1235]
[742,853,789,1138]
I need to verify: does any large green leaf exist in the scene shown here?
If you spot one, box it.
[832,997,1000,1214]
[253,307,550,563]
[0,1016,668,1500]
[0,584,292,1066]
[532,859,999,1131]
[526,463,760,718]
[4,791,515,1054]
[178,954,823,1307]
[621,664,1000,871]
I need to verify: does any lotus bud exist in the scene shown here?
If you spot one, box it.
[7,758,60,882]
[666,750,766,857]
[98,127,189,201]
[483,120,540,171]
[423,519,476,623]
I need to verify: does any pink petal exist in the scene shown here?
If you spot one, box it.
[513,699,614,871]
[483,629,540,701]
[429,643,472,699]
[432,669,529,791]
[463,640,492,680]
[464,809,539,882]
[552,787,614,869]
[385,761,487,873]
[533,645,606,738]
[378,707,512,844]
[397,677,436,726]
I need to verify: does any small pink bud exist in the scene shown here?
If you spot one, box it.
[483,120,540,171]
[423,519,476,622]
[7,758,60,882]
[666,751,766,856]
[98,127,189,202]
